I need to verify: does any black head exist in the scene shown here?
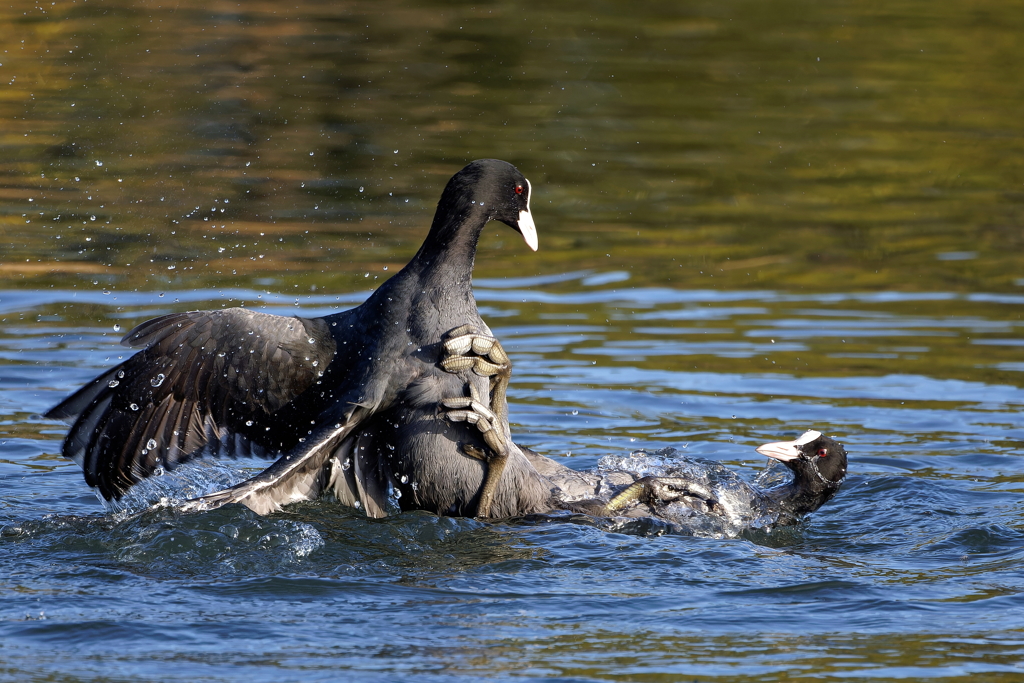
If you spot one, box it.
[436,159,537,251]
[755,430,848,513]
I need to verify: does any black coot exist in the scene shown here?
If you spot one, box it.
[592,430,847,527]
[512,430,847,534]
[46,159,552,518]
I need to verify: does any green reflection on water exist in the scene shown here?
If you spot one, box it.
[2,0,1023,294]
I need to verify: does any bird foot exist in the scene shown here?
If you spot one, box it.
[441,383,509,464]
[441,380,509,519]
[440,325,514,519]
[440,324,510,378]
[604,476,717,513]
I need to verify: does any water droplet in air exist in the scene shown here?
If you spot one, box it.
[150,373,165,387]
[400,475,408,484]
[571,410,579,416]
[130,403,139,411]
[107,380,119,388]
[146,439,158,450]
[113,324,121,332]
[245,420,253,426]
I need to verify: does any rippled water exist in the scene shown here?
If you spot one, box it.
[4,0,1024,680]
[5,282,1024,681]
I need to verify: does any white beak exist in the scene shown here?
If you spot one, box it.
[518,177,538,251]
[518,209,538,251]
[755,429,821,462]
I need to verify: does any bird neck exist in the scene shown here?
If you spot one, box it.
[766,474,840,517]
[408,194,489,289]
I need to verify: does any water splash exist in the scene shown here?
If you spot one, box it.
[598,447,790,538]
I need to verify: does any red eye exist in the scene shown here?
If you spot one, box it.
[816,448,828,458]
[514,184,524,195]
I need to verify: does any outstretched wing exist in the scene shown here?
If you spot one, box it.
[181,407,377,516]
[46,307,337,499]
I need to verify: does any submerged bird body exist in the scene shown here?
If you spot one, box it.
[522,429,847,533]
[47,159,549,516]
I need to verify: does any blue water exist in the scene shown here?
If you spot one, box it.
[3,279,1024,681]
[4,0,1024,677]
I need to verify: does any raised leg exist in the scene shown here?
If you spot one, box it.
[603,476,717,514]
[442,382,509,518]
[440,324,513,518]
[441,324,511,425]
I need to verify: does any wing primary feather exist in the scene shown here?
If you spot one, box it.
[50,307,339,498]
[158,397,187,466]
[353,431,389,519]
[45,366,121,422]
[66,393,113,469]
[122,312,191,348]
[180,406,371,514]
[328,439,359,507]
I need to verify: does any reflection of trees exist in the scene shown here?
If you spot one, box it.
[1,0,1023,294]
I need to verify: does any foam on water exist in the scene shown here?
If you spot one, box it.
[599,447,796,537]
[102,459,259,515]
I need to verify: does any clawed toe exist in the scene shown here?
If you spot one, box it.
[440,355,478,373]
[460,443,489,461]
[442,384,505,449]
[440,325,515,519]
[441,325,510,377]
[604,476,717,513]
[442,385,497,423]
[441,377,511,519]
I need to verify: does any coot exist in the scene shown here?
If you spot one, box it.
[46,160,550,518]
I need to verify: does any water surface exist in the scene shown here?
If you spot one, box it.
[3,1,1024,681]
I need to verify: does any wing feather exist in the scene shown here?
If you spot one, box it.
[181,409,369,515]
[46,307,337,499]
[327,439,360,508]
[353,430,390,518]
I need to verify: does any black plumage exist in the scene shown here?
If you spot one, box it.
[749,429,848,521]
[47,159,550,517]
